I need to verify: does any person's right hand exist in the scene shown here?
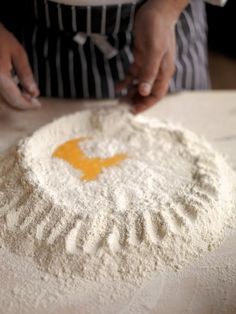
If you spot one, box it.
[0,23,41,110]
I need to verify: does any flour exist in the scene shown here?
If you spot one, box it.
[0,107,235,283]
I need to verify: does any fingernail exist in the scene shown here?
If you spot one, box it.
[30,97,41,108]
[23,93,32,101]
[28,82,39,94]
[139,83,151,96]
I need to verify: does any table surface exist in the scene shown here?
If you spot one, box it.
[0,91,236,314]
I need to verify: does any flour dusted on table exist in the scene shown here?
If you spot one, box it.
[0,108,235,282]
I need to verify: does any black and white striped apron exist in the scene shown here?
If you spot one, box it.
[170,0,209,92]
[22,0,209,99]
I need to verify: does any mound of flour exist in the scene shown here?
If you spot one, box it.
[0,108,235,282]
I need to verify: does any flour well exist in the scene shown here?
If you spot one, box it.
[0,108,235,282]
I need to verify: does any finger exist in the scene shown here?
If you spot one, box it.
[119,85,139,105]
[0,73,41,110]
[136,45,175,110]
[115,74,134,93]
[151,51,175,100]
[137,50,163,97]
[132,94,156,114]
[12,46,39,97]
[21,91,42,107]
[133,78,169,114]
[133,55,173,114]
[115,63,139,92]
[133,79,169,114]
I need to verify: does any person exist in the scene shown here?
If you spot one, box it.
[0,0,226,113]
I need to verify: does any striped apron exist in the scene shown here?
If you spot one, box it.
[22,0,209,99]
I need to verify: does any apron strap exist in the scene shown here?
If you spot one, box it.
[73,33,118,59]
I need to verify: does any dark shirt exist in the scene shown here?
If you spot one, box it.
[0,1,25,40]
[207,0,236,58]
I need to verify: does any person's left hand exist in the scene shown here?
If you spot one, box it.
[117,0,189,113]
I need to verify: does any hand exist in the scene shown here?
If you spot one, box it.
[0,24,41,110]
[117,0,189,113]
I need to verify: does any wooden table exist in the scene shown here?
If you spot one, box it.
[0,91,236,314]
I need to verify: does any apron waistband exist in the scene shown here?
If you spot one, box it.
[27,0,145,35]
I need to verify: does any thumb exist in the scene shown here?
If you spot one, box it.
[12,46,39,97]
[137,51,163,97]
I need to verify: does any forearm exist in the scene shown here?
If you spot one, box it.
[146,0,190,23]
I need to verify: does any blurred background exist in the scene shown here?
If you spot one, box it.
[207,0,236,89]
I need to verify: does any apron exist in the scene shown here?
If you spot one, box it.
[22,0,209,99]
[170,0,209,92]
[22,0,143,99]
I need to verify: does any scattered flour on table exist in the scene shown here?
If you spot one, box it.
[0,107,236,284]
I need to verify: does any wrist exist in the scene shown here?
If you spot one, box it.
[146,0,190,24]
